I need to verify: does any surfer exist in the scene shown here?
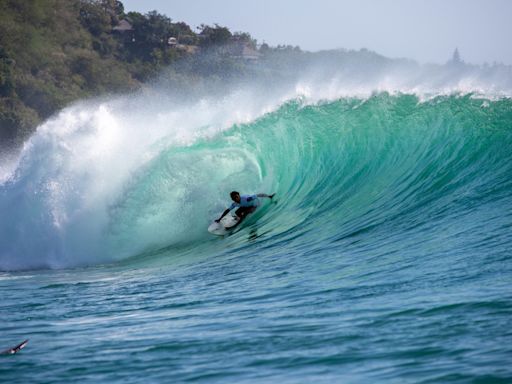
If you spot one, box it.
[215,191,275,224]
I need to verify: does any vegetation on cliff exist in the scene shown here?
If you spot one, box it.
[0,0,261,148]
[1,0,400,150]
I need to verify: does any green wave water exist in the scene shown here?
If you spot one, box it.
[127,94,512,268]
[1,92,511,383]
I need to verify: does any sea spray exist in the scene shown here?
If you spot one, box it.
[1,59,511,271]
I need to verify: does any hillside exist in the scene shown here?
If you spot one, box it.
[0,0,401,152]
[0,0,260,149]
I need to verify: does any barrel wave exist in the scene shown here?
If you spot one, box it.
[1,90,511,271]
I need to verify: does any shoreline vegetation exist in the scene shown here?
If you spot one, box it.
[0,0,508,151]
[0,0,265,148]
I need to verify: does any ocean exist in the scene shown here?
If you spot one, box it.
[1,64,512,382]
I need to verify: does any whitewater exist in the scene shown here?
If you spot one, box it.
[1,58,511,383]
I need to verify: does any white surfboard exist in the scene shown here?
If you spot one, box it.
[208,215,240,236]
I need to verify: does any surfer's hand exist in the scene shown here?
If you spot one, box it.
[215,219,220,223]
[269,193,275,199]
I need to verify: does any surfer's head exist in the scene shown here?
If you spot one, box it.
[230,191,241,203]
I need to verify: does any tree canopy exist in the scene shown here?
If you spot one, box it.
[0,0,260,148]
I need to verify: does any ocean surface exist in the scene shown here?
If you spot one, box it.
[1,66,512,383]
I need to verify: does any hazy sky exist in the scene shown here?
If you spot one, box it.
[121,0,512,65]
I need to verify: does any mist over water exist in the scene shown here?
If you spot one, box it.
[0,54,511,271]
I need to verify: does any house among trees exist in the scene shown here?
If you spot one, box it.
[241,44,262,61]
[230,43,262,61]
[168,36,199,54]
[113,19,133,32]
[113,19,134,42]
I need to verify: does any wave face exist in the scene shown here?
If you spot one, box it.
[1,86,511,271]
[1,56,512,383]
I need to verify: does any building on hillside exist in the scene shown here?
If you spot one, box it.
[176,44,199,54]
[167,36,199,54]
[230,43,261,61]
[113,19,133,32]
[113,19,134,42]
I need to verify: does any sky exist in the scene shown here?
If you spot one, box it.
[121,0,512,65]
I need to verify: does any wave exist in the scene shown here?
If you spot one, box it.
[1,61,512,271]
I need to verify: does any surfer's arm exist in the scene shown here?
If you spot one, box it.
[215,208,231,222]
[257,193,275,199]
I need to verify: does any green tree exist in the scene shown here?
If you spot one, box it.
[198,24,232,47]
[0,48,15,97]
[79,1,112,36]
[233,32,256,48]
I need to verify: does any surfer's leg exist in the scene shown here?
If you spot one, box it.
[236,206,256,219]
[235,207,245,218]
[233,207,256,226]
